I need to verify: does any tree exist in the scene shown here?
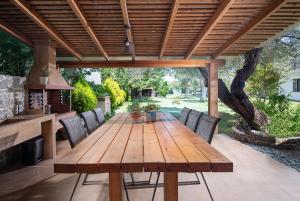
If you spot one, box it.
[246,63,281,103]
[199,48,268,130]
[0,30,32,76]
[101,68,170,98]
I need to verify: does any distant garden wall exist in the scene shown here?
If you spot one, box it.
[0,74,25,120]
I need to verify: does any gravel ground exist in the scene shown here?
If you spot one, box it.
[247,144,300,172]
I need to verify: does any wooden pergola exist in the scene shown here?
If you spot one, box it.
[1,0,300,118]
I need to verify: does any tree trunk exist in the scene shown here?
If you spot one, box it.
[198,48,268,130]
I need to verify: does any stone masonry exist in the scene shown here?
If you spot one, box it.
[0,74,26,120]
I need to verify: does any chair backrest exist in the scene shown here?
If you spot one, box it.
[179,107,191,124]
[59,116,87,148]
[186,110,203,132]
[80,111,100,134]
[195,114,220,144]
[92,107,105,126]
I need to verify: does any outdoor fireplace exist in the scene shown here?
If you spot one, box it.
[24,40,74,118]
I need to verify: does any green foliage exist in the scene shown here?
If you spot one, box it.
[104,77,126,109]
[247,64,281,103]
[127,100,142,113]
[143,103,160,112]
[71,79,97,113]
[62,69,100,85]
[156,81,170,97]
[255,93,300,138]
[101,68,170,98]
[0,31,32,76]
[89,82,108,98]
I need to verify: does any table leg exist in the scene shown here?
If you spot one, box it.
[109,172,123,201]
[41,118,56,159]
[164,172,178,201]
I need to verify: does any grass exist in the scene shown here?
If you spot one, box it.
[116,95,238,135]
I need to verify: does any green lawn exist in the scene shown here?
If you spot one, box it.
[116,95,238,135]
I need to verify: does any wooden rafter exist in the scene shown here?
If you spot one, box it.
[213,0,288,58]
[67,0,109,61]
[120,0,135,60]
[185,0,234,59]
[0,19,33,47]
[57,59,225,68]
[10,0,83,61]
[160,0,180,58]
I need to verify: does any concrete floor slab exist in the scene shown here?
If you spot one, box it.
[1,134,299,201]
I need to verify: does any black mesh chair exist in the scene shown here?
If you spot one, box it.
[194,114,221,201]
[185,110,203,131]
[80,111,100,134]
[196,114,220,144]
[92,107,105,126]
[59,116,87,148]
[59,116,87,201]
[179,107,191,124]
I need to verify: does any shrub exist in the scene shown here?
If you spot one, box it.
[157,81,170,97]
[254,93,300,138]
[90,83,108,98]
[71,79,97,113]
[103,77,126,109]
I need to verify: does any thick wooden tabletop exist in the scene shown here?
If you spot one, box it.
[54,112,233,174]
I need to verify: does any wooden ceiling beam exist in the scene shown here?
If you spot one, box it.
[10,0,83,61]
[57,59,225,68]
[0,19,33,47]
[120,0,135,61]
[67,0,109,61]
[213,0,288,58]
[160,0,180,58]
[185,0,234,59]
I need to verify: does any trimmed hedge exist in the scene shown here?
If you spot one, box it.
[71,79,97,113]
[104,77,126,109]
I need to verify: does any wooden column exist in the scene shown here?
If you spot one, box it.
[41,117,56,159]
[208,61,219,118]
[109,172,123,201]
[164,172,178,201]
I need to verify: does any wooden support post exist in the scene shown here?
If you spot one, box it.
[164,172,178,201]
[208,61,219,132]
[41,117,56,159]
[109,172,123,201]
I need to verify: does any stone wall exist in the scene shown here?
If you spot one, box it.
[0,74,25,120]
[232,126,300,150]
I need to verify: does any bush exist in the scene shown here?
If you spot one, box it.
[255,93,300,138]
[90,83,108,98]
[104,77,126,109]
[157,81,170,97]
[71,79,97,113]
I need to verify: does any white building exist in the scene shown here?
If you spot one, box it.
[280,61,300,101]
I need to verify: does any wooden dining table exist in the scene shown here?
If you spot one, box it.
[54,112,233,201]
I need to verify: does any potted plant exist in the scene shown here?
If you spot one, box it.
[40,67,50,85]
[144,103,160,122]
[127,101,143,119]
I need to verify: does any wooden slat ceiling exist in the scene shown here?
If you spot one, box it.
[0,0,300,60]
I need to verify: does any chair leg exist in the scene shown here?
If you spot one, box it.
[82,174,89,185]
[130,172,135,185]
[200,173,214,201]
[151,172,160,201]
[123,178,130,201]
[70,173,82,201]
[148,172,153,183]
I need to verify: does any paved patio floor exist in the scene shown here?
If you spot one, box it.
[1,134,299,201]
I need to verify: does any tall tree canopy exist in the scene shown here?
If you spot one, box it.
[0,30,32,77]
